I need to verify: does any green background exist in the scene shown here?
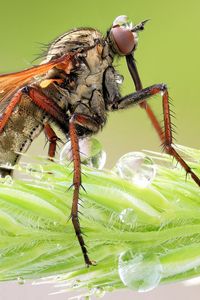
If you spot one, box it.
[1,0,200,167]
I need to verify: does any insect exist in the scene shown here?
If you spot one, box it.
[0,15,199,266]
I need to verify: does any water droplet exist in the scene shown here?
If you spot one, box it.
[91,287,105,298]
[105,285,114,292]
[60,137,106,169]
[2,175,13,185]
[17,276,25,285]
[114,152,156,187]
[72,279,81,288]
[56,243,62,250]
[118,251,162,292]
[47,182,54,190]
[26,163,44,179]
[119,208,137,226]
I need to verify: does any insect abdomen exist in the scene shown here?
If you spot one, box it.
[0,94,47,176]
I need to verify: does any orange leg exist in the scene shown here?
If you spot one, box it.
[125,54,200,186]
[126,54,165,142]
[44,123,61,159]
[115,84,200,187]
[69,113,99,266]
[0,90,22,133]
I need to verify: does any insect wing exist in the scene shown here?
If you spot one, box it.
[0,53,75,102]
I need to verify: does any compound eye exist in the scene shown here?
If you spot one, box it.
[110,26,136,55]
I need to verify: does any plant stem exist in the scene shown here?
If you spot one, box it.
[0,145,200,296]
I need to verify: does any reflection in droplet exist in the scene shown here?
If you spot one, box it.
[118,250,162,292]
[60,137,106,170]
[115,73,124,84]
[114,152,156,187]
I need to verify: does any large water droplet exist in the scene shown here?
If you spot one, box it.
[114,152,156,187]
[118,251,162,292]
[60,137,106,169]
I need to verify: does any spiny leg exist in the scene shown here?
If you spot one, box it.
[161,89,200,186]
[112,84,200,187]
[69,113,99,266]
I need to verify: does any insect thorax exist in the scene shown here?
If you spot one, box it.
[41,28,121,130]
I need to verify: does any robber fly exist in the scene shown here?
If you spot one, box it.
[0,15,199,266]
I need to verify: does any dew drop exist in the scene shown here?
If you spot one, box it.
[26,163,44,179]
[91,287,106,298]
[17,276,25,285]
[119,208,137,226]
[118,250,162,292]
[2,175,13,185]
[72,279,81,288]
[114,152,156,187]
[56,243,62,250]
[60,137,106,169]
[104,285,114,292]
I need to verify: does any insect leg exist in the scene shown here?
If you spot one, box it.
[69,113,99,266]
[27,86,69,131]
[0,90,23,133]
[44,123,61,159]
[126,54,165,143]
[113,84,200,187]
[0,86,69,133]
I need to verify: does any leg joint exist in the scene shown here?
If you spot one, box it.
[21,86,30,94]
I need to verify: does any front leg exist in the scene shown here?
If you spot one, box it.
[111,84,200,187]
[126,54,165,143]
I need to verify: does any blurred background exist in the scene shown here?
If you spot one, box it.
[0,0,200,299]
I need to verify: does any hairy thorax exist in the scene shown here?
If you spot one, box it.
[0,28,121,173]
[43,29,115,128]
